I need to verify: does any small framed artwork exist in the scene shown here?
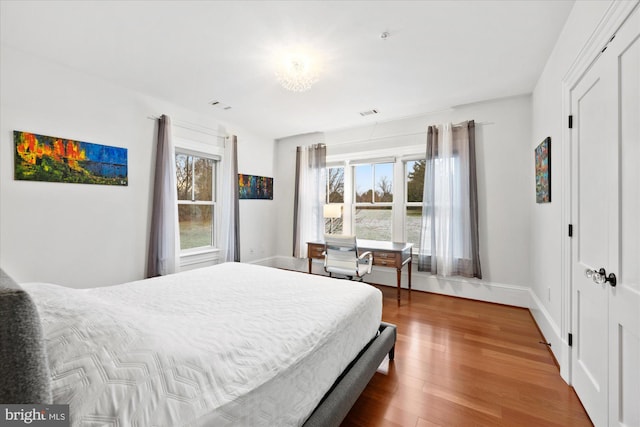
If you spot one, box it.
[535,137,551,203]
[238,174,273,200]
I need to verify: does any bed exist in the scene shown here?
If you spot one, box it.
[0,262,396,426]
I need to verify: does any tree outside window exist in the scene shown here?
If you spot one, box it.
[325,166,344,233]
[405,159,425,250]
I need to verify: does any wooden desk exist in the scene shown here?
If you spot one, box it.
[307,239,413,304]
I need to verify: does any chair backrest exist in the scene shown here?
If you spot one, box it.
[324,234,359,275]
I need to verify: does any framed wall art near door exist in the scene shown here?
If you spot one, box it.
[535,137,551,203]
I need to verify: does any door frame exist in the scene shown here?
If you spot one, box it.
[560,0,639,384]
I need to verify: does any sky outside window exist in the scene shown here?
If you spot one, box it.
[355,163,393,202]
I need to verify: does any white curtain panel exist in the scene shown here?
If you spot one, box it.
[147,115,179,277]
[293,142,326,258]
[220,135,240,262]
[418,120,481,279]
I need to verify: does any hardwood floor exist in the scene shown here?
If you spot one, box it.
[341,286,593,427]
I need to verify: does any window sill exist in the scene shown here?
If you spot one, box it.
[180,247,221,268]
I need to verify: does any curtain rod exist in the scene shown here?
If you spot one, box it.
[328,121,493,147]
[147,116,228,138]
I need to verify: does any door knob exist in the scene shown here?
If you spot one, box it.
[584,268,617,287]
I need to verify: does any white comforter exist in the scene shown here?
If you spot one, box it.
[23,262,382,427]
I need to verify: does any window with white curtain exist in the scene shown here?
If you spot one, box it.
[418,121,481,279]
[321,121,479,278]
[323,155,458,251]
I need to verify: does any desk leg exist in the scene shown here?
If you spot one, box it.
[308,257,312,274]
[408,257,412,293]
[396,267,401,304]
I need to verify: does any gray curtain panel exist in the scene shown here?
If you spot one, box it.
[418,120,482,279]
[467,121,481,278]
[293,146,302,257]
[219,134,240,263]
[146,114,177,278]
[230,135,240,262]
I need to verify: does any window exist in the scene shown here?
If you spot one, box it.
[405,159,425,250]
[175,151,216,251]
[325,166,344,234]
[354,162,393,240]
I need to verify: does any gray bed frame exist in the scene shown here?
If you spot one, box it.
[303,322,397,427]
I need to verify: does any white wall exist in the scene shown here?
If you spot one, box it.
[530,0,612,370]
[274,95,534,307]
[237,131,278,263]
[0,46,276,287]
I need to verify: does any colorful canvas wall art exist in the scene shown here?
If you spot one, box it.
[535,137,551,203]
[238,174,273,200]
[14,131,128,186]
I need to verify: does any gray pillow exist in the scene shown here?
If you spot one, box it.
[0,269,52,403]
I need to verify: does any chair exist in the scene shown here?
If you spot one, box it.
[323,234,373,281]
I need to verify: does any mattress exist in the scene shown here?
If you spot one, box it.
[23,262,382,427]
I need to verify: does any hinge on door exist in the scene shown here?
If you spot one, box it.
[568,333,573,347]
[601,34,616,53]
[568,224,573,237]
[568,115,573,129]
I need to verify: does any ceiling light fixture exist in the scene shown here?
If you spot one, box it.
[276,50,319,93]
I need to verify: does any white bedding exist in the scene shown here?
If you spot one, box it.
[23,262,382,427]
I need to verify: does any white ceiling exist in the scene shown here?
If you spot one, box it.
[0,0,575,140]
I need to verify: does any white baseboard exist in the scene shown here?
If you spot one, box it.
[529,289,570,382]
[406,273,531,308]
[267,256,531,308]
[265,255,308,271]
[246,256,280,268]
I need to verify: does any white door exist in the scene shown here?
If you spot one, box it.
[570,48,611,427]
[570,6,640,427]
[607,7,640,427]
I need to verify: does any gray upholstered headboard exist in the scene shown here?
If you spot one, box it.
[0,269,52,403]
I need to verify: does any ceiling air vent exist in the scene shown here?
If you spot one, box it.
[359,109,378,117]
[209,100,232,110]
